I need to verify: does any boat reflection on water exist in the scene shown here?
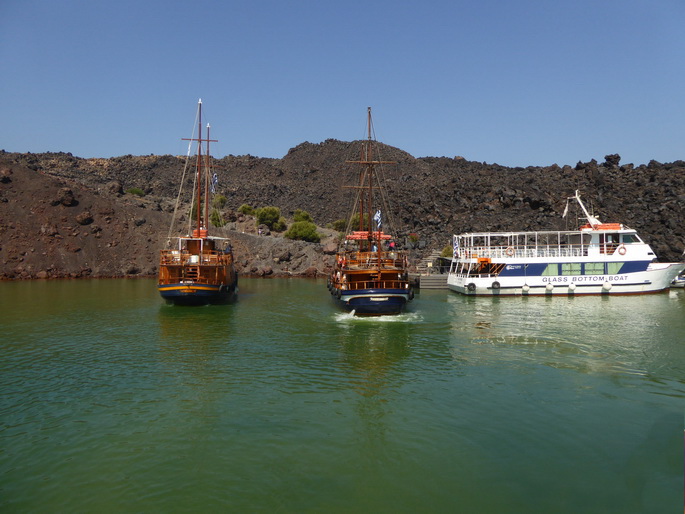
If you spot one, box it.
[445,292,682,379]
[156,303,236,368]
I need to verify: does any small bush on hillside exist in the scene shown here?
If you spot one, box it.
[293,209,313,223]
[188,200,198,218]
[273,216,287,232]
[284,221,321,243]
[441,244,453,258]
[331,218,347,232]
[237,204,254,215]
[210,208,225,227]
[126,187,145,197]
[212,195,227,209]
[350,212,370,231]
[255,206,283,230]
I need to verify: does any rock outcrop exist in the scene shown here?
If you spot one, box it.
[0,145,683,280]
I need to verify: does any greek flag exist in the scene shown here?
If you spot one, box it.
[211,173,218,194]
[373,209,382,229]
[453,235,460,258]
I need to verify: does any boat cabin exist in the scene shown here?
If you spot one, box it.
[452,227,652,262]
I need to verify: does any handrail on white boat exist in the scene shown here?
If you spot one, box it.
[457,245,589,259]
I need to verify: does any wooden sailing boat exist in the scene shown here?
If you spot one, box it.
[157,99,238,305]
[327,107,414,315]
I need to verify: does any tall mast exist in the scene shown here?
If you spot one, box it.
[182,99,217,236]
[345,107,394,249]
[366,107,373,247]
[205,122,211,232]
[196,100,203,233]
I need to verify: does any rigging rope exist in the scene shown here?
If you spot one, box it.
[166,106,200,243]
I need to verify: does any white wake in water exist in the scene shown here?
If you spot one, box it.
[334,310,423,323]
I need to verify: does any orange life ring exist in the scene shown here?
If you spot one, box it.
[617,245,626,255]
[505,247,515,257]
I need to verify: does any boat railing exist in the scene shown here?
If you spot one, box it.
[160,249,233,265]
[340,251,406,269]
[459,245,589,260]
[449,271,499,278]
[342,280,408,291]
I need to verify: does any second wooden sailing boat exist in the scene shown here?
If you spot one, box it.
[157,100,238,306]
[327,108,415,315]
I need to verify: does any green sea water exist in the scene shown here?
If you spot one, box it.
[1,278,684,512]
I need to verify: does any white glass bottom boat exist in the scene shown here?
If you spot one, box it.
[447,192,685,297]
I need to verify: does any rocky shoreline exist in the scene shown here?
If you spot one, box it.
[1,144,683,281]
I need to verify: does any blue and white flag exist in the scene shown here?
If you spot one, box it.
[453,235,460,258]
[373,209,382,229]
[211,173,218,194]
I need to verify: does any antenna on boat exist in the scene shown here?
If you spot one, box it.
[573,190,601,227]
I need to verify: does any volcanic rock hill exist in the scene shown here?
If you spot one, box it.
[0,142,683,280]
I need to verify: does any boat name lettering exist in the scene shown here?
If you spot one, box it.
[542,275,628,283]
[506,265,522,270]
[542,276,569,283]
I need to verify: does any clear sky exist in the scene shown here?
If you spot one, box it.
[1,0,684,167]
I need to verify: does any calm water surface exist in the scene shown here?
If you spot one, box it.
[1,278,683,512]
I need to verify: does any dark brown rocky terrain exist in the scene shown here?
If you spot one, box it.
[1,143,683,280]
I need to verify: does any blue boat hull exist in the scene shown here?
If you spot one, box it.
[335,288,410,316]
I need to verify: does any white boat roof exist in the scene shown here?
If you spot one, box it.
[454,226,636,238]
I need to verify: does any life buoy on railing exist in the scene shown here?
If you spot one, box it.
[617,244,627,255]
[505,247,515,257]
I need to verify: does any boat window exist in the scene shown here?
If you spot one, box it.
[621,234,639,243]
[542,264,558,276]
[584,262,605,275]
[607,262,624,274]
[561,263,581,275]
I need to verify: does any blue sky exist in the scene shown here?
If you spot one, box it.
[1,0,684,167]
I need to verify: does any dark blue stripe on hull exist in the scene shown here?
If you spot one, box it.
[339,289,408,316]
[497,260,651,277]
[158,284,236,306]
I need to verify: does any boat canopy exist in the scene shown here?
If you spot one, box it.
[579,223,624,231]
[346,230,392,241]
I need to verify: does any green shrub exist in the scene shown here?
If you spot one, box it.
[293,209,313,223]
[331,218,347,232]
[237,204,254,215]
[256,206,282,230]
[126,187,145,197]
[212,195,227,209]
[440,244,453,258]
[210,208,225,227]
[284,221,321,242]
[350,212,370,231]
[274,216,288,232]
